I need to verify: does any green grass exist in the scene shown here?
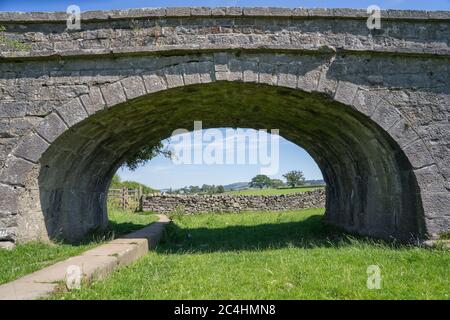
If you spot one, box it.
[226,186,324,196]
[53,209,449,300]
[0,210,157,285]
[107,208,158,236]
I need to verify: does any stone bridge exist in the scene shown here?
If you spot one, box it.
[0,8,449,243]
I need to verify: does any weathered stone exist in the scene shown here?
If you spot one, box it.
[402,140,435,169]
[35,113,67,143]
[142,73,167,93]
[243,7,291,16]
[0,241,15,250]
[142,189,326,214]
[0,156,34,185]
[164,65,185,88]
[57,98,88,127]
[100,82,126,107]
[0,184,20,214]
[121,76,146,100]
[80,87,105,115]
[190,7,211,16]
[0,8,448,244]
[165,7,191,17]
[0,102,27,118]
[352,89,383,117]
[370,99,402,131]
[182,63,201,86]
[334,82,359,105]
[13,133,49,163]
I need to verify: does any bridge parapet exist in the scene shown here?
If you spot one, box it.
[0,8,449,60]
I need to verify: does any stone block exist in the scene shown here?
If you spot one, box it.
[297,69,321,93]
[100,82,127,107]
[414,165,446,194]
[0,280,57,300]
[57,98,88,127]
[164,65,185,88]
[352,89,383,117]
[183,63,201,86]
[0,241,15,250]
[334,81,359,106]
[242,60,259,83]
[82,242,148,267]
[387,118,419,148]
[402,140,435,169]
[197,61,215,83]
[80,87,105,115]
[243,7,291,16]
[0,156,34,185]
[370,99,402,131]
[258,63,277,85]
[190,7,211,16]
[165,7,191,17]
[35,113,67,143]
[121,76,146,100]
[0,184,20,214]
[142,73,167,93]
[0,102,27,118]
[13,133,49,163]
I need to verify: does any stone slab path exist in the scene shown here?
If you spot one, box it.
[0,214,170,300]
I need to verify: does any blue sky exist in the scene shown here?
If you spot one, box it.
[0,0,449,11]
[118,129,323,189]
[2,0,448,189]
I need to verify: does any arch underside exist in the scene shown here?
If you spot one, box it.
[38,81,424,242]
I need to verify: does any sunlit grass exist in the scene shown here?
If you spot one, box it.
[226,186,324,196]
[53,209,449,300]
[0,210,157,285]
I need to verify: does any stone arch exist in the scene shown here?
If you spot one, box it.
[1,52,442,243]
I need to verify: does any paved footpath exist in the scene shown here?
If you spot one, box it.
[0,214,170,300]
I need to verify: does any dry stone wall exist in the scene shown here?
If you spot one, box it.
[142,189,326,214]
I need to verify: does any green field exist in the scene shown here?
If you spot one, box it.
[0,209,157,285]
[226,186,324,196]
[53,209,449,300]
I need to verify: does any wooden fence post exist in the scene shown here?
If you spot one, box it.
[138,186,143,212]
[121,187,127,211]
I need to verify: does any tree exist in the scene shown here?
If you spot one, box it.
[110,174,121,188]
[217,185,225,193]
[270,178,285,189]
[109,174,159,194]
[189,185,201,194]
[249,174,272,189]
[283,170,306,188]
[124,142,172,171]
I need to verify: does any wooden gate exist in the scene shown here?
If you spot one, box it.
[108,187,143,211]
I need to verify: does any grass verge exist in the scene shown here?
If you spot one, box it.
[0,209,157,285]
[52,209,449,300]
[226,187,324,196]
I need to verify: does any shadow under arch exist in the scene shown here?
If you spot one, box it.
[38,81,425,243]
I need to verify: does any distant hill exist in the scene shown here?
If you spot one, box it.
[160,179,325,193]
[223,182,249,191]
[224,180,325,191]
[305,179,325,186]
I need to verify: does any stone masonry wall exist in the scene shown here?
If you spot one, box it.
[142,189,326,214]
[0,8,449,242]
